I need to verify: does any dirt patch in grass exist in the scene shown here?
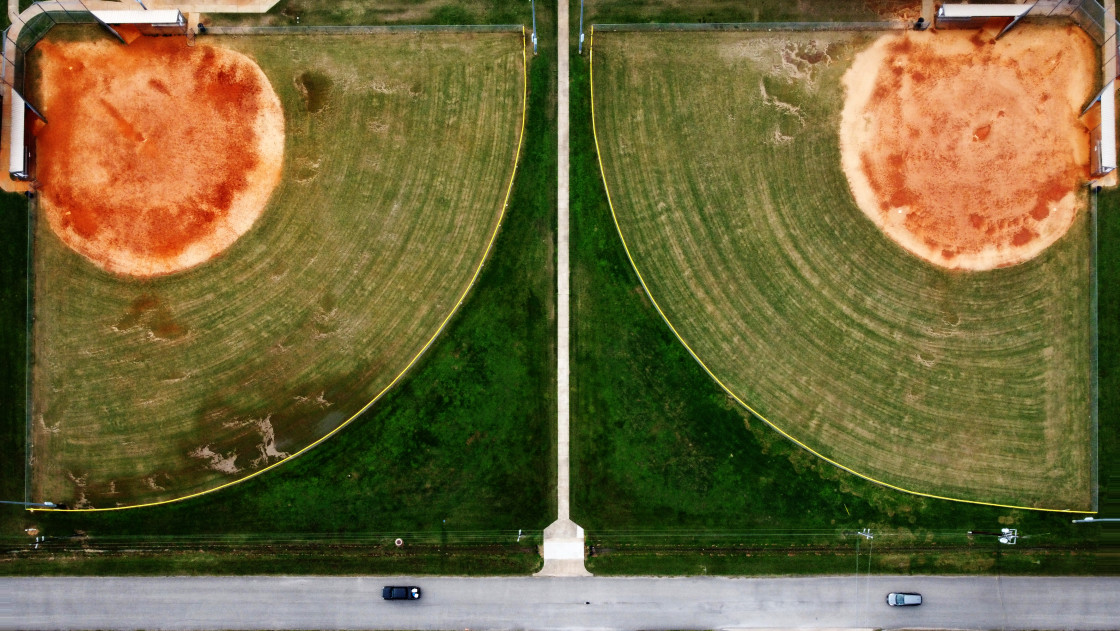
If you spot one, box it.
[839,25,1095,270]
[34,37,284,277]
[296,70,333,114]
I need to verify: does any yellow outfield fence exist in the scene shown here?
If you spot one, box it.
[587,25,1095,515]
[31,27,531,513]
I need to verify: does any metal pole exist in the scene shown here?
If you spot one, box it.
[579,0,585,55]
[0,500,56,508]
[530,0,537,55]
[1073,516,1120,522]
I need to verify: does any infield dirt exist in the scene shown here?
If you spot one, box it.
[35,37,285,277]
[840,25,1095,271]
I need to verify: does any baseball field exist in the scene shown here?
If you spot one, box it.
[591,28,1093,510]
[29,28,525,508]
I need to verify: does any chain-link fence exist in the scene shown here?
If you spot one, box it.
[2,1,103,113]
[22,195,35,507]
[1050,0,1119,81]
[204,24,523,36]
[593,21,908,33]
[1090,186,1101,513]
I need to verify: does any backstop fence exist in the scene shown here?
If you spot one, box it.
[1030,0,1119,79]
[2,2,105,109]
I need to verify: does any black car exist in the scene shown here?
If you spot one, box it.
[382,586,421,600]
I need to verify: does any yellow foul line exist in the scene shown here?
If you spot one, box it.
[588,25,1094,515]
[32,28,531,513]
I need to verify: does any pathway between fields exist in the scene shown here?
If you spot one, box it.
[536,0,589,578]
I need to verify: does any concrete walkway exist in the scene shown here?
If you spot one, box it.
[536,0,589,578]
[921,0,933,25]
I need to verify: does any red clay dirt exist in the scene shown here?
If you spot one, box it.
[839,25,1095,270]
[34,37,284,277]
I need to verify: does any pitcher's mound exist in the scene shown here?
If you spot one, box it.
[35,37,284,277]
[839,25,1095,270]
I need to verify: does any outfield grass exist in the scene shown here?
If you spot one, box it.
[589,30,1091,510]
[28,29,525,507]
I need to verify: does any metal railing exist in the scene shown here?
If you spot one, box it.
[2,1,103,112]
[593,21,908,33]
[202,23,523,36]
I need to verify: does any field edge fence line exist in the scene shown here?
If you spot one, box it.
[23,197,36,506]
[203,24,524,36]
[1089,186,1100,513]
[587,25,1096,516]
[0,529,545,553]
[592,21,909,33]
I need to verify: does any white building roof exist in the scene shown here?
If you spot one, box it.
[8,89,25,176]
[938,4,1034,18]
[90,9,183,25]
[1101,81,1117,172]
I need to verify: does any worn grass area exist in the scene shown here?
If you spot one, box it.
[586,544,1099,576]
[0,543,541,575]
[591,31,1091,510]
[29,30,524,507]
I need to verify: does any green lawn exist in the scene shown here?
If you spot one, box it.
[588,30,1091,510]
[28,29,525,508]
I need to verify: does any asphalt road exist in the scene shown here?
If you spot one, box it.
[3,575,1119,630]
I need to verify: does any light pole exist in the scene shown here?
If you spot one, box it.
[579,0,585,55]
[0,500,56,508]
[529,0,538,55]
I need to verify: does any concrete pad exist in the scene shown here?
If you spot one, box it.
[543,540,585,560]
